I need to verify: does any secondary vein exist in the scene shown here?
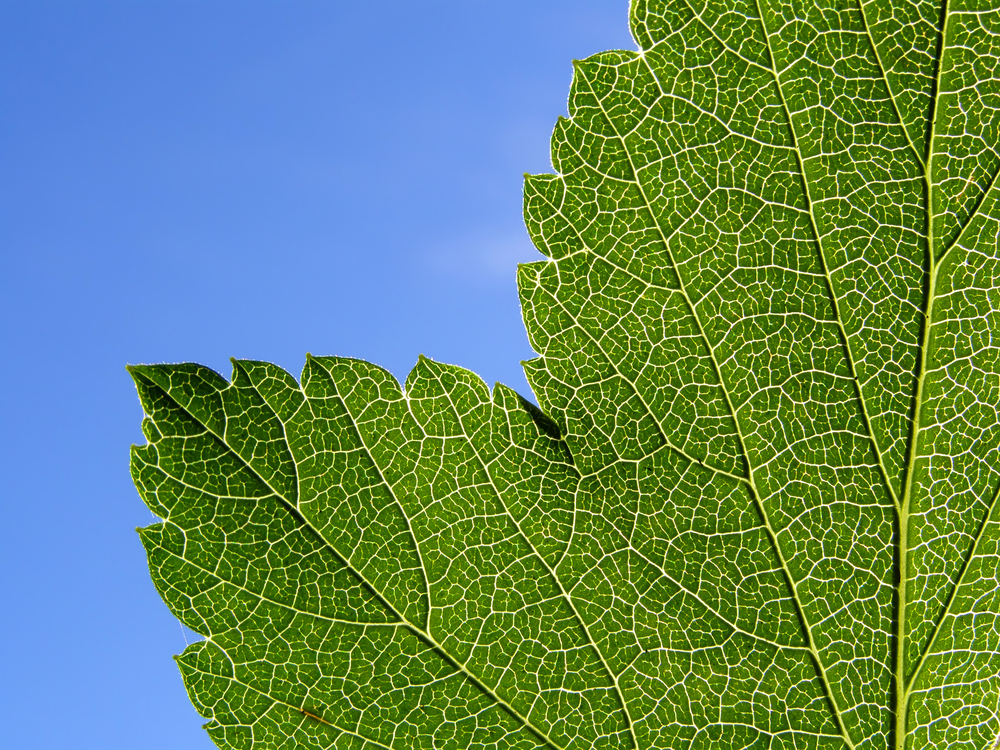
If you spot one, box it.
[427,365,639,750]
[146,369,569,750]
[625,20,860,748]
[904,478,1000,699]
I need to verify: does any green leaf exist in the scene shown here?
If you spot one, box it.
[130,0,1000,747]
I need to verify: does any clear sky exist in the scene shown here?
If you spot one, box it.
[0,2,633,747]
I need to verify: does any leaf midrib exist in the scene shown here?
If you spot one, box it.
[746,5,906,746]
[893,0,949,738]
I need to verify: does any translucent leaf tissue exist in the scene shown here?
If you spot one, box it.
[130,0,1000,747]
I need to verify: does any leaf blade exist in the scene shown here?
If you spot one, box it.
[131,1,1000,747]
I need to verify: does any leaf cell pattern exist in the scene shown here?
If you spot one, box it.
[130,0,1000,748]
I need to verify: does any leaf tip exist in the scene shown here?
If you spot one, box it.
[126,364,150,386]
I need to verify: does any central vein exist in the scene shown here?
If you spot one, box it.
[894,0,952,745]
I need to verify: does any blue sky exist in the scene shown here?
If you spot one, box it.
[0,2,633,747]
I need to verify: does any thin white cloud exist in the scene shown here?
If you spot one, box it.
[426,228,546,283]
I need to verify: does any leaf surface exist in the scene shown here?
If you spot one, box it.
[131,0,1000,747]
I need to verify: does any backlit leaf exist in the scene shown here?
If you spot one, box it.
[130,0,1000,747]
